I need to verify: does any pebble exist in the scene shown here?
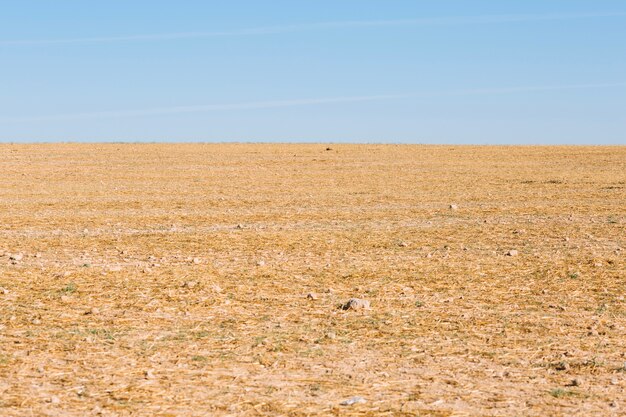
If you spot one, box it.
[256,260,266,267]
[306,293,318,300]
[506,250,519,256]
[449,204,458,210]
[341,298,371,311]
[340,396,366,406]
[0,287,9,295]
[182,281,197,289]
[9,253,23,261]
[193,257,201,264]
[566,378,583,387]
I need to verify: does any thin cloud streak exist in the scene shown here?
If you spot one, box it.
[2,82,625,124]
[1,12,625,45]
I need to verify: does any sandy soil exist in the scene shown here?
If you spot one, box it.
[0,144,624,416]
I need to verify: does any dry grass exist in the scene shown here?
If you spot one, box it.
[0,143,624,416]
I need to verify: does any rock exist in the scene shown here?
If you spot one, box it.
[340,396,366,406]
[47,395,61,404]
[341,298,371,311]
[0,287,9,295]
[182,281,197,289]
[256,260,266,267]
[506,250,519,257]
[306,293,318,300]
[566,378,583,387]
[193,257,201,264]
[9,253,23,261]
[31,318,42,325]
[144,369,156,379]
[85,307,100,315]
[235,224,244,229]
[449,204,458,210]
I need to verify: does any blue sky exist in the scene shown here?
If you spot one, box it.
[1,1,625,144]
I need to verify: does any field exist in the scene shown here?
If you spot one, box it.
[0,144,624,416]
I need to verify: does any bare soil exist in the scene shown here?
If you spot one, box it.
[0,144,625,416]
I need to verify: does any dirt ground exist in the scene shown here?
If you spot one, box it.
[0,144,624,416]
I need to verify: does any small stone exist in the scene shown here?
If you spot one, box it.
[9,253,23,261]
[144,369,156,379]
[182,281,197,289]
[193,257,201,264]
[86,307,100,315]
[506,250,519,257]
[449,204,458,210]
[48,395,61,404]
[235,224,244,229]
[256,260,266,267]
[325,331,336,340]
[0,287,9,295]
[35,253,42,258]
[341,298,371,311]
[306,293,318,300]
[555,362,570,371]
[340,396,366,406]
[566,378,582,387]
[142,267,152,274]
[31,318,42,325]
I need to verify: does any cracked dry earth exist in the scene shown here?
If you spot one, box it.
[0,143,625,416]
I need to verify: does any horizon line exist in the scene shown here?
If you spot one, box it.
[2,11,626,46]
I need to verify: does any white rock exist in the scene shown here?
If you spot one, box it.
[341,298,371,311]
[340,396,366,406]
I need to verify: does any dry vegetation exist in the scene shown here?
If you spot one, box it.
[0,143,625,416]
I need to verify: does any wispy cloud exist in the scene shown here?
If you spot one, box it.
[2,82,625,124]
[1,12,625,46]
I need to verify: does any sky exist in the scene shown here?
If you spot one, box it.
[1,1,625,144]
